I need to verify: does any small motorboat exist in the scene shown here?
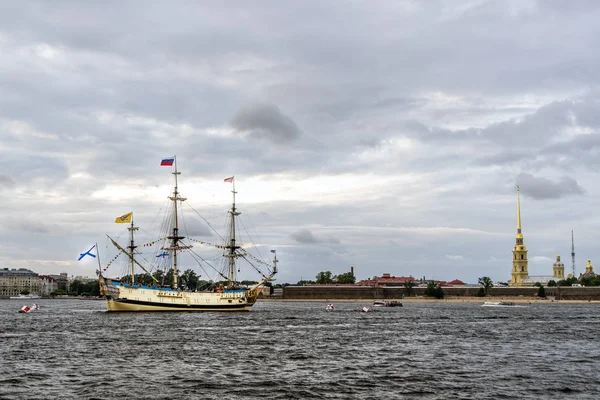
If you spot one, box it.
[326,303,335,311]
[482,301,520,307]
[18,303,40,313]
[19,305,31,313]
[373,300,403,307]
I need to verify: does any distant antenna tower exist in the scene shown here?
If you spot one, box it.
[571,230,576,277]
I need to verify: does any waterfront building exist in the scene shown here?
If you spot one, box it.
[0,268,41,298]
[71,275,97,284]
[49,273,69,291]
[0,269,69,298]
[38,275,59,296]
[510,186,529,286]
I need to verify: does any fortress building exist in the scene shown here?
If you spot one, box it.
[580,258,596,280]
[510,186,529,286]
[553,255,565,280]
[523,255,566,286]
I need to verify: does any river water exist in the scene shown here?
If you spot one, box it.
[0,299,598,399]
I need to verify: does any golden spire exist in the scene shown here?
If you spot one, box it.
[516,185,523,244]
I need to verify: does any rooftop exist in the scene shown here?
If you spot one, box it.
[0,268,38,277]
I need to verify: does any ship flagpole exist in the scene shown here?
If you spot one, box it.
[95,242,102,270]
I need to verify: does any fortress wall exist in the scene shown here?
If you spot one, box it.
[490,286,600,299]
[541,287,600,300]
[282,286,600,300]
[284,286,481,299]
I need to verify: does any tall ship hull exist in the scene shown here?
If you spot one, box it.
[99,277,260,312]
[96,157,277,312]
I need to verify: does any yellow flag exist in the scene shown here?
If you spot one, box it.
[115,212,132,224]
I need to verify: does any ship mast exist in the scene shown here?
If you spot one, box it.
[127,218,138,285]
[163,156,190,290]
[226,176,240,288]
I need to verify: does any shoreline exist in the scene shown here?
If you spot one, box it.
[258,297,600,304]
[4,297,598,304]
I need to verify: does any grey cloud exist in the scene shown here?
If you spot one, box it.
[0,175,15,187]
[543,132,600,161]
[291,229,318,244]
[3,2,600,284]
[404,120,479,143]
[408,100,574,149]
[1,217,58,234]
[290,229,340,245]
[420,96,600,172]
[231,103,301,143]
[517,173,585,200]
[324,235,341,245]
[482,100,573,146]
[0,154,69,189]
[182,218,212,237]
[473,150,532,167]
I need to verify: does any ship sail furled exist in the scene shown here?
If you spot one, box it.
[97,156,277,312]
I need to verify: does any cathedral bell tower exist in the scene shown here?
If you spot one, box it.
[553,255,565,280]
[510,186,529,286]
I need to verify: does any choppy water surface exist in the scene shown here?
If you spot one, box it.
[1,300,599,399]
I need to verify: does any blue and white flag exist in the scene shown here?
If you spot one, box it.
[78,245,97,261]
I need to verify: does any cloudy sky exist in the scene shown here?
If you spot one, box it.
[1,0,599,284]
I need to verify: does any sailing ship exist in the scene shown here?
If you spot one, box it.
[97,157,278,312]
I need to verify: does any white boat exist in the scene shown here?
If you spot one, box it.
[97,157,277,312]
[482,301,520,307]
[10,294,41,300]
[373,300,402,307]
[18,303,40,313]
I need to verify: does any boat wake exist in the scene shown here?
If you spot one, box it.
[482,301,526,308]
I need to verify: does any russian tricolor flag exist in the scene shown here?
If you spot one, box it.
[161,158,174,166]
